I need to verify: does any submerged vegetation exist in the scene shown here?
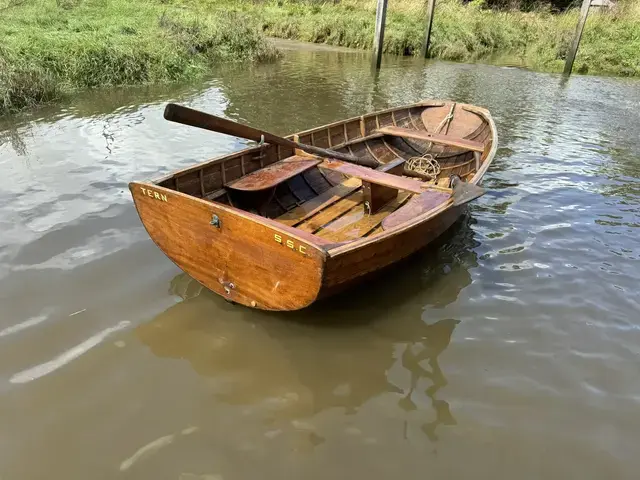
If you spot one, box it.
[0,0,278,115]
[1,0,638,115]
[241,0,640,77]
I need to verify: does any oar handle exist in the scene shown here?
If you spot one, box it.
[164,103,298,150]
[163,103,379,168]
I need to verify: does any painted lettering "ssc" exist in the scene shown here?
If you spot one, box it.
[274,234,307,255]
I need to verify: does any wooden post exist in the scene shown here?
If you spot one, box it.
[371,0,388,70]
[564,0,592,75]
[421,0,436,58]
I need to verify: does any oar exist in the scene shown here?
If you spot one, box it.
[450,175,486,206]
[163,103,379,168]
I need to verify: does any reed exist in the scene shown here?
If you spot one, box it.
[2,0,638,115]
[234,0,640,77]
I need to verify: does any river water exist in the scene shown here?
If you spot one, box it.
[1,40,639,479]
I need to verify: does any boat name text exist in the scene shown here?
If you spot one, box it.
[140,187,168,202]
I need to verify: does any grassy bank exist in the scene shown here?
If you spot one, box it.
[232,0,640,77]
[2,0,638,115]
[0,0,278,115]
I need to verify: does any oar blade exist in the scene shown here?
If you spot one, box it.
[451,179,486,207]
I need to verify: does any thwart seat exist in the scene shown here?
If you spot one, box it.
[375,126,485,152]
[224,156,321,192]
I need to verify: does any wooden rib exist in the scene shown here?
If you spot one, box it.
[204,188,228,201]
[398,137,424,155]
[175,176,181,193]
[276,177,362,227]
[327,128,332,148]
[273,194,288,211]
[300,172,321,195]
[220,162,226,185]
[297,191,364,233]
[364,140,382,165]
[284,182,304,204]
[317,166,337,187]
[359,116,366,137]
[199,169,205,198]
[240,155,246,176]
[391,111,397,126]
[407,109,422,130]
[382,139,405,160]
[343,122,348,143]
[439,156,475,172]
[316,193,411,242]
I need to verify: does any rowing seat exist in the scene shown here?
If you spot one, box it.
[375,126,485,152]
[319,159,425,194]
[320,158,429,214]
[224,156,321,192]
[381,190,451,230]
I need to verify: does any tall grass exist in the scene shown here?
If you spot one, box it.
[229,0,640,77]
[0,0,278,115]
[1,0,638,114]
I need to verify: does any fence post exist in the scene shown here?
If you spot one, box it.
[564,0,592,75]
[421,0,436,58]
[371,0,388,70]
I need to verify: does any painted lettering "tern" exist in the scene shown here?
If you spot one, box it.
[140,187,168,202]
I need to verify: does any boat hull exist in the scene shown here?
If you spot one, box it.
[321,206,463,298]
[130,182,329,311]
[131,179,466,311]
[129,99,497,311]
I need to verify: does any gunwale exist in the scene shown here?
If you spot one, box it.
[147,99,497,252]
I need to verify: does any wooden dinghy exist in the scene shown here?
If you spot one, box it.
[129,100,497,311]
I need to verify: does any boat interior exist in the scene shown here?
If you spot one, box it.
[154,102,494,244]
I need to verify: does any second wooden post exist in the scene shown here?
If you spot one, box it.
[564,0,592,75]
[371,0,389,70]
[421,0,437,58]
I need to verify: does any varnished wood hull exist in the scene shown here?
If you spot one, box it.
[129,183,329,311]
[320,206,463,298]
[130,100,497,311]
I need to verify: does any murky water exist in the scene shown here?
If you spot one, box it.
[1,40,640,479]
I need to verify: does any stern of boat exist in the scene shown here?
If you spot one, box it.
[129,182,327,311]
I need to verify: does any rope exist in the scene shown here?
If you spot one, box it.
[405,103,456,179]
[406,154,440,179]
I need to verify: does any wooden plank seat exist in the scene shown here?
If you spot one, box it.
[225,156,321,192]
[319,159,426,195]
[375,126,485,152]
[381,190,451,231]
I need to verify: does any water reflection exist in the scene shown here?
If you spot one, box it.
[136,213,480,445]
[3,39,640,479]
[0,126,28,157]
